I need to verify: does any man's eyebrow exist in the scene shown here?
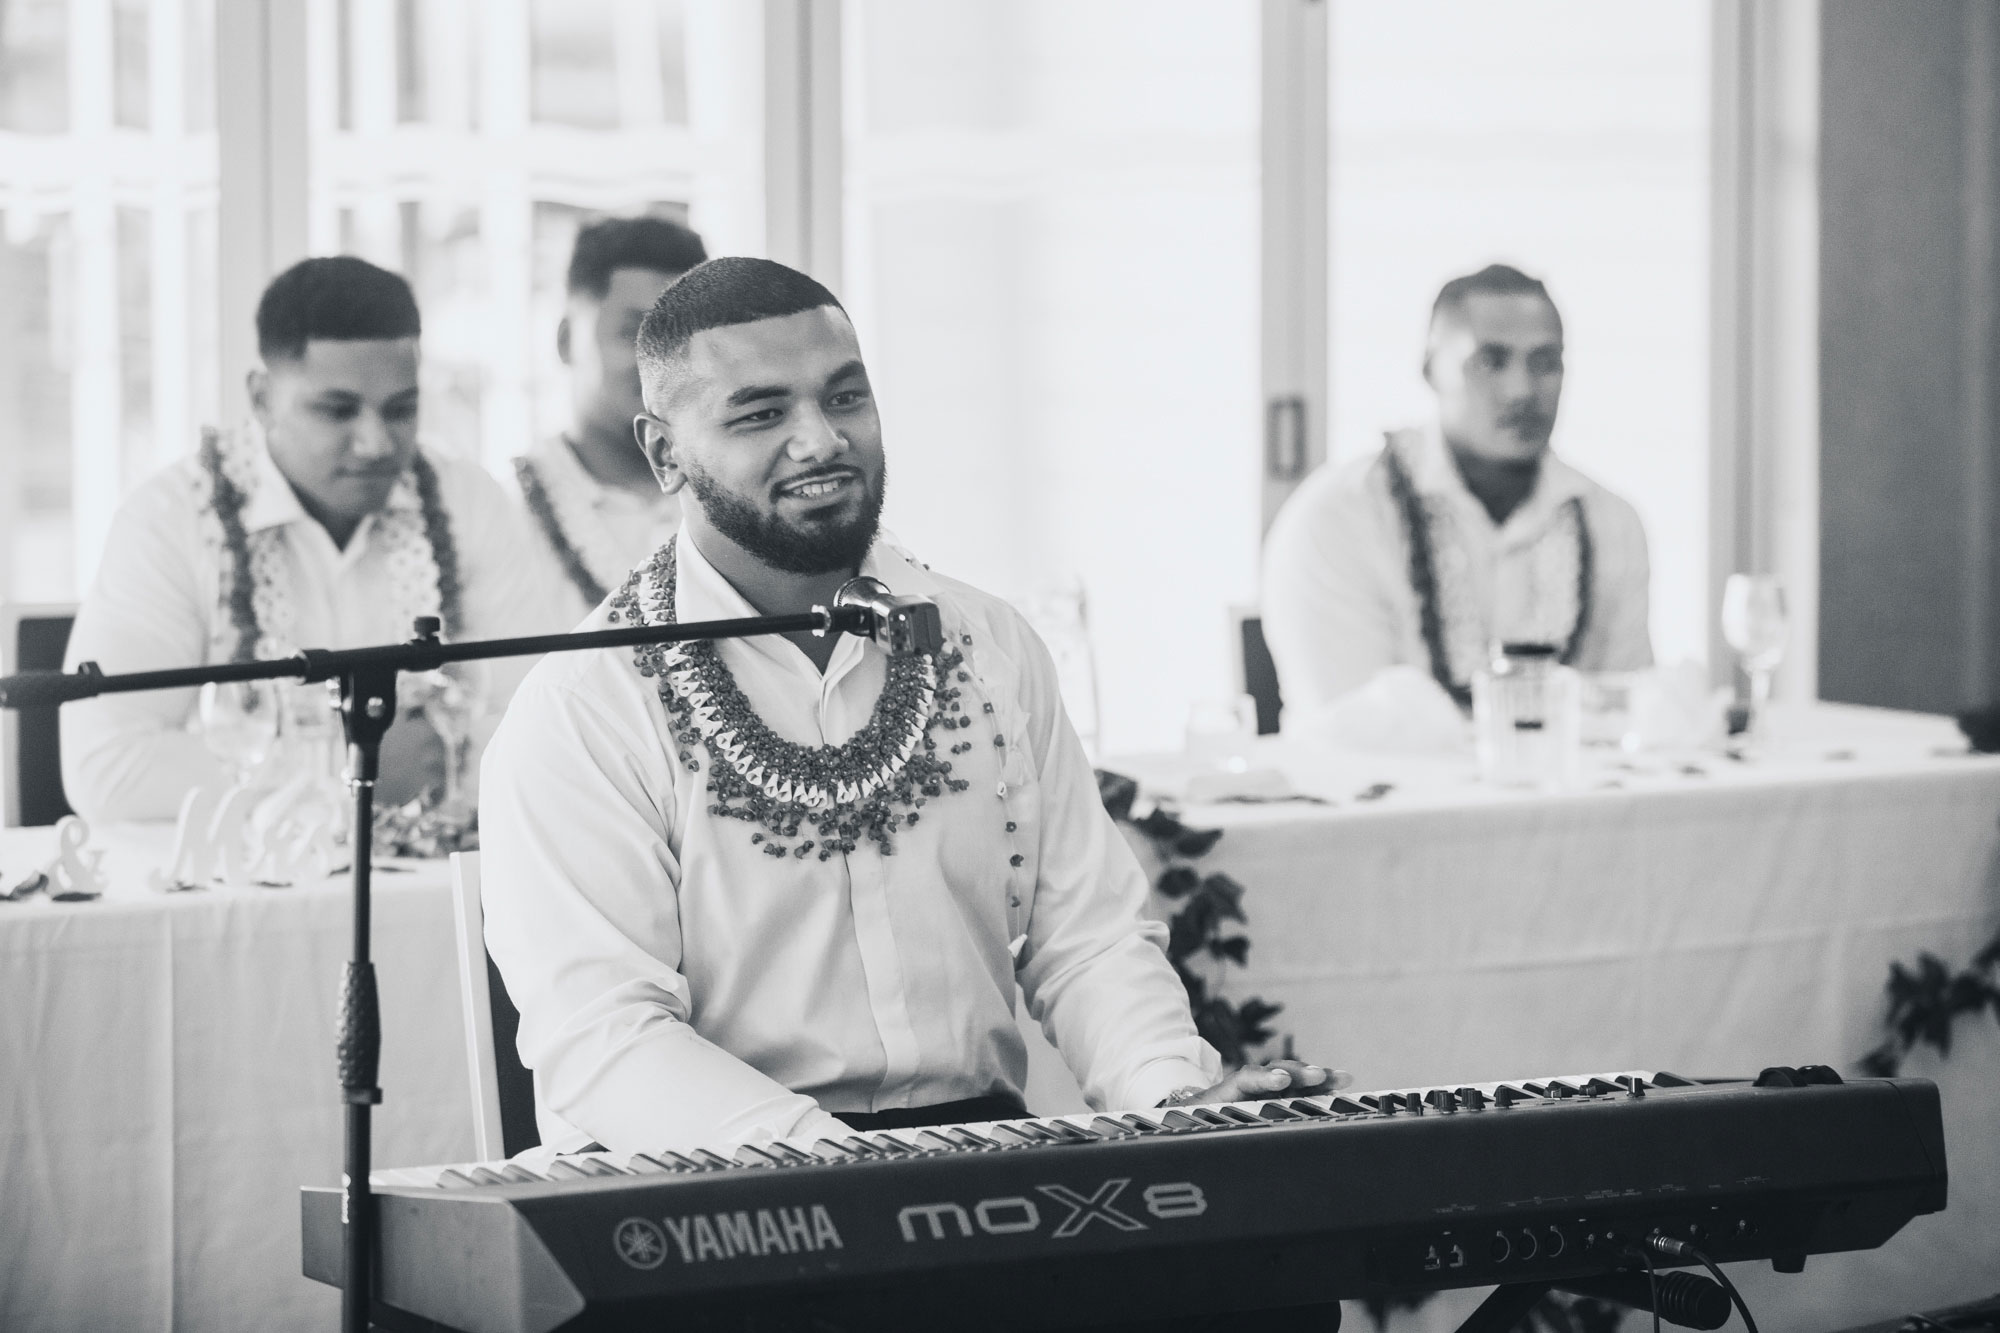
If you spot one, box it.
[724,383,791,408]
[824,359,867,384]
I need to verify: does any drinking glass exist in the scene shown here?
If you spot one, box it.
[1721,574,1789,740]
[198,680,280,785]
[1185,695,1259,770]
[418,662,487,821]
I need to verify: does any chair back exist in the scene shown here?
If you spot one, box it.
[448,851,541,1160]
[2,604,77,826]
[1233,608,1283,736]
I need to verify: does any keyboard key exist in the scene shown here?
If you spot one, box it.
[689,1149,736,1170]
[465,1167,509,1186]
[1258,1102,1304,1121]
[435,1169,481,1189]
[495,1163,543,1183]
[1092,1117,1140,1137]
[1159,1110,1205,1131]
[1285,1099,1333,1118]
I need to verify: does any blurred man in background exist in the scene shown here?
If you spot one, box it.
[62,256,559,823]
[514,215,707,622]
[1262,263,1652,740]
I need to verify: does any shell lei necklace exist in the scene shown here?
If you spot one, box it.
[1382,438,1592,709]
[513,454,608,606]
[199,428,462,662]
[611,541,973,861]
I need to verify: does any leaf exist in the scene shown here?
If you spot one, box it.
[1974,928,2000,973]
[1155,865,1200,900]
[1173,825,1224,858]
[1094,769,1138,823]
[1133,808,1186,845]
[1208,935,1250,966]
[1201,873,1248,923]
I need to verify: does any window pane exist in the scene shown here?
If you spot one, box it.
[1327,0,1711,666]
[310,0,761,472]
[0,0,220,602]
[0,0,69,134]
[844,0,1262,754]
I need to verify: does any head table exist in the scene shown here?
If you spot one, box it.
[1,703,1995,1332]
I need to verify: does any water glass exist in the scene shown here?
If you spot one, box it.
[198,680,280,784]
[1721,574,1788,740]
[1473,644,1581,788]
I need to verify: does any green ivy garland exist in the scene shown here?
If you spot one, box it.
[1859,925,2000,1077]
[1095,770,1280,1067]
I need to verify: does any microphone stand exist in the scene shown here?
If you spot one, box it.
[0,593,934,1333]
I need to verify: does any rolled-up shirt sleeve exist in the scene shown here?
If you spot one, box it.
[1009,625,1221,1112]
[478,667,845,1153]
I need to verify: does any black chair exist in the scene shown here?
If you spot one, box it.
[1236,611,1283,736]
[3,605,76,826]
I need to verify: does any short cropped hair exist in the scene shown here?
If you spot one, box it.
[256,256,421,363]
[567,215,709,299]
[1430,263,1559,333]
[636,257,844,400]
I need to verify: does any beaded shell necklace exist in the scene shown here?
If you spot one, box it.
[199,427,462,662]
[611,541,974,860]
[1381,438,1592,709]
[514,454,608,607]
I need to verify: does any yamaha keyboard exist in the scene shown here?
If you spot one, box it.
[302,1069,1947,1333]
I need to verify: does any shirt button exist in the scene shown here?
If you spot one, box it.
[1009,854,1025,868]
[996,781,1007,797]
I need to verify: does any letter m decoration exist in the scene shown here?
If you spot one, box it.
[1035,1180,1147,1239]
[898,1202,974,1242]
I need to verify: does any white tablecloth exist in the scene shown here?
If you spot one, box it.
[3,704,1996,1331]
[1104,703,2000,1329]
[0,826,473,1332]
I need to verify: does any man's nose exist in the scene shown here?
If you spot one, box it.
[786,406,851,462]
[350,410,395,460]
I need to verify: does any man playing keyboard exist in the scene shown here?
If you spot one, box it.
[479,258,1331,1156]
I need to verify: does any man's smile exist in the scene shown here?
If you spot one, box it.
[775,470,859,501]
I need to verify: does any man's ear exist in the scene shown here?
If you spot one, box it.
[635,413,685,494]
[246,365,272,425]
[556,314,572,367]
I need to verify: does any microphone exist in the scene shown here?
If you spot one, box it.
[0,662,106,709]
[831,577,944,658]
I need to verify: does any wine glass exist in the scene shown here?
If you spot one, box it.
[1721,574,1789,742]
[198,680,280,786]
[418,662,487,822]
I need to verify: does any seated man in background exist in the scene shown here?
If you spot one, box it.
[481,257,1331,1156]
[1261,263,1652,742]
[63,256,561,823]
[514,215,707,623]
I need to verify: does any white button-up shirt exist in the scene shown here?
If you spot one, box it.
[61,427,565,822]
[513,435,681,626]
[478,530,1219,1154]
[1262,426,1653,724]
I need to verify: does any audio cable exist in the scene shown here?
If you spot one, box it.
[1646,1234,1761,1333]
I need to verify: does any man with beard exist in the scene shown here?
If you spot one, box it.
[1261,263,1653,733]
[480,258,1332,1156]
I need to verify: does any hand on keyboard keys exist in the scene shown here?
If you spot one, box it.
[1177,1059,1351,1106]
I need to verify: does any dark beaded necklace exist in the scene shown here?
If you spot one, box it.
[1381,438,1592,710]
[611,542,972,861]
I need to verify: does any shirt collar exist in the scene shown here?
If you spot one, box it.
[672,526,943,625]
[233,421,424,536]
[1401,423,1590,540]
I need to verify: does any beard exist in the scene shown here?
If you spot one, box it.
[682,459,886,575]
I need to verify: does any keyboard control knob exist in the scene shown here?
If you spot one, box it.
[1455,1086,1487,1110]
[1424,1089,1457,1113]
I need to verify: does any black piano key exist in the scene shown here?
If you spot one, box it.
[1091,1116,1140,1137]
[869,1134,922,1155]
[1190,1107,1235,1127]
[1329,1097,1373,1116]
[769,1143,818,1165]
[1215,1105,1263,1125]
[689,1149,736,1170]
[915,1131,964,1152]
[1158,1110,1205,1131]
[1284,1099,1334,1117]
[1258,1101,1304,1121]
[1522,1082,1549,1097]
[1584,1078,1622,1096]
[945,1127,1000,1148]
[734,1145,784,1167]
[1545,1082,1576,1100]
[624,1155,671,1174]
[544,1160,592,1180]
[1117,1114,1166,1133]
[495,1163,543,1183]
[434,1169,481,1189]
[465,1166,509,1186]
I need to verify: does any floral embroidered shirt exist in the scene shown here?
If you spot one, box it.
[61,424,565,822]
[1261,425,1653,726]
[478,529,1220,1155]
